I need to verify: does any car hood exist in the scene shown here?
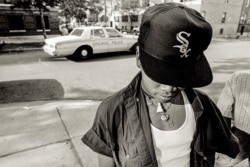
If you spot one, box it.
[45,35,82,44]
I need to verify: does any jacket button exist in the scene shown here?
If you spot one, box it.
[126,154,130,159]
[203,156,207,160]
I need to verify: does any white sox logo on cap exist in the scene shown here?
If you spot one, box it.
[173,31,191,58]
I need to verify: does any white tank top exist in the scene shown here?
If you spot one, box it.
[150,91,196,167]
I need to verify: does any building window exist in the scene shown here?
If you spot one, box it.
[122,25,127,30]
[35,15,50,30]
[130,15,138,22]
[221,12,226,23]
[220,28,224,34]
[7,15,26,32]
[122,15,128,22]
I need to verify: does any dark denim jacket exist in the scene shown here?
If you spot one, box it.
[82,73,239,167]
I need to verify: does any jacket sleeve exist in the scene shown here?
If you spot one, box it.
[82,101,113,157]
[197,91,240,158]
[208,99,239,158]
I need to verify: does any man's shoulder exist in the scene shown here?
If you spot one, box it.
[185,88,210,100]
[190,88,215,105]
[101,89,125,106]
[100,73,141,110]
[194,89,211,99]
[99,86,137,111]
[231,70,250,80]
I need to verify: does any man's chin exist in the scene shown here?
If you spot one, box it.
[158,94,179,103]
[157,97,172,103]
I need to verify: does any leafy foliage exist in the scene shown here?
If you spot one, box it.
[10,0,56,11]
[59,0,103,23]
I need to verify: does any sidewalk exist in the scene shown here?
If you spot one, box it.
[0,100,100,167]
[0,100,248,167]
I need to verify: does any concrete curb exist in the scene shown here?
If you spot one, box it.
[0,47,43,53]
[0,43,44,54]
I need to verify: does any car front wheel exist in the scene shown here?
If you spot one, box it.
[75,46,92,60]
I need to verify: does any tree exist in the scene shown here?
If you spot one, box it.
[59,0,87,26]
[34,0,52,39]
[59,0,103,26]
[11,0,56,39]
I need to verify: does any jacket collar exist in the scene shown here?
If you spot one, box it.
[184,88,204,120]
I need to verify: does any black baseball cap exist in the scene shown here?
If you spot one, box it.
[138,2,213,87]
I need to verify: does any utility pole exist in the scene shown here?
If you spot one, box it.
[105,0,107,26]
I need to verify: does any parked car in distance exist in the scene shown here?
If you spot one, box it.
[43,26,138,60]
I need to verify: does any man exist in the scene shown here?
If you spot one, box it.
[82,3,239,167]
[217,70,250,167]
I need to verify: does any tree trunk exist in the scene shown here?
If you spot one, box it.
[39,7,47,39]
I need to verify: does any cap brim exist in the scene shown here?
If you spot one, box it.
[140,50,213,88]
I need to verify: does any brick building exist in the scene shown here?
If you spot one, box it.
[0,0,60,36]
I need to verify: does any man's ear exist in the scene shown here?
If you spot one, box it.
[136,47,141,68]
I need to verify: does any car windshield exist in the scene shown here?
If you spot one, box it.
[70,29,84,36]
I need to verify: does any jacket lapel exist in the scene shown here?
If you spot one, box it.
[138,88,158,167]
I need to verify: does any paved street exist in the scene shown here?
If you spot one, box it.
[1,40,250,103]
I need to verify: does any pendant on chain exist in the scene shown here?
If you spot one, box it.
[161,114,170,121]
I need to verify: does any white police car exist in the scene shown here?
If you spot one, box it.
[43,26,138,60]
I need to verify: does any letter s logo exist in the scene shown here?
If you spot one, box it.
[173,31,191,58]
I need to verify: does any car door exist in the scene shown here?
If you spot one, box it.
[105,28,126,52]
[91,29,109,53]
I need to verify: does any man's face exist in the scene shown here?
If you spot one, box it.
[141,69,184,103]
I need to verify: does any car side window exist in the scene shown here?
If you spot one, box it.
[91,29,105,39]
[106,29,121,38]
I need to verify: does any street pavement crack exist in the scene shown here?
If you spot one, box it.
[56,107,84,167]
[0,139,70,158]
